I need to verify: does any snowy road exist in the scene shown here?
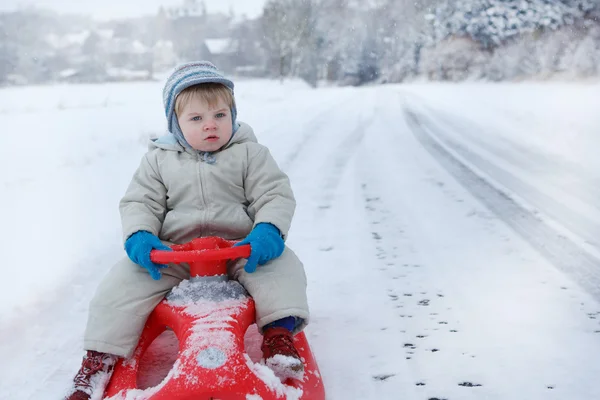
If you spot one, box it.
[2,80,600,400]
[402,89,600,300]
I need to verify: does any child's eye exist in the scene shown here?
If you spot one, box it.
[216,112,226,118]
[191,116,201,121]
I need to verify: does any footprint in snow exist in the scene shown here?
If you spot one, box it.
[373,374,395,381]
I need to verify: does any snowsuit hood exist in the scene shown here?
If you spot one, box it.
[149,121,257,161]
[120,121,295,244]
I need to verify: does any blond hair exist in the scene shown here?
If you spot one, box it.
[174,83,235,117]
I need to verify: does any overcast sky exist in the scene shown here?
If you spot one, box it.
[0,0,267,20]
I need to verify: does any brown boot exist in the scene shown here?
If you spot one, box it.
[64,350,117,400]
[261,327,304,381]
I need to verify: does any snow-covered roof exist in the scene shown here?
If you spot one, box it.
[131,40,148,54]
[64,31,90,46]
[96,29,114,40]
[204,38,235,55]
[58,68,79,78]
[44,31,90,49]
[154,40,174,50]
[107,68,149,79]
[108,38,149,55]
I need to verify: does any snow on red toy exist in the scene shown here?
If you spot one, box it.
[102,237,325,400]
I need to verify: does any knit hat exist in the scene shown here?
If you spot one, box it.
[162,61,238,149]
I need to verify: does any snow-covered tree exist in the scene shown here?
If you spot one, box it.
[261,0,316,81]
[429,0,596,50]
[0,25,16,84]
[571,34,599,75]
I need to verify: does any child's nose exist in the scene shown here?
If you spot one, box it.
[203,119,217,130]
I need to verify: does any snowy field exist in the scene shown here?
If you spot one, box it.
[1,78,600,400]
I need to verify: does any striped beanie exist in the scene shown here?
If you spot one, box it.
[162,61,238,149]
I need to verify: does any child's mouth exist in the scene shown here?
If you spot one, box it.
[205,136,219,141]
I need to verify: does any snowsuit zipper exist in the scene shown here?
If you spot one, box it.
[196,153,208,237]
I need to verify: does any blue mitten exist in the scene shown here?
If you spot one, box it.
[234,223,284,273]
[125,231,172,280]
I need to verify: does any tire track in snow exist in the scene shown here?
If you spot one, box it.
[281,91,377,217]
[404,98,600,250]
[315,109,376,212]
[356,180,469,399]
[412,100,600,211]
[290,119,419,399]
[351,98,474,399]
[278,96,357,173]
[402,104,600,302]
[256,93,351,148]
[290,89,378,216]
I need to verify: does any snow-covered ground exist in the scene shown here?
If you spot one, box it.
[2,79,600,400]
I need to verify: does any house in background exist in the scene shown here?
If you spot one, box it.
[47,28,175,82]
[202,38,239,73]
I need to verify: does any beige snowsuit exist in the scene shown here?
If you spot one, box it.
[84,122,309,358]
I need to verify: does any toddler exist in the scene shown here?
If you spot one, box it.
[65,61,309,400]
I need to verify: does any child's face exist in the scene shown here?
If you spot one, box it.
[177,95,233,152]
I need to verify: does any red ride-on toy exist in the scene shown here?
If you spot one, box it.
[102,237,325,400]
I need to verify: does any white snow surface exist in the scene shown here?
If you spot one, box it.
[265,354,305,382]
[2,79,600,399]
[244,354,303,400]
